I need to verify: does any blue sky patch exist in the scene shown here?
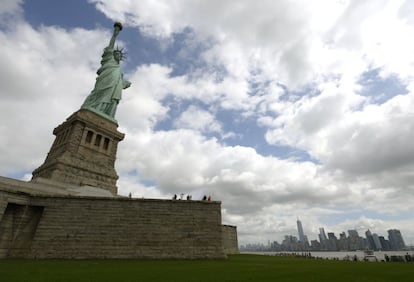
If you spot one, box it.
[358,68,408,104]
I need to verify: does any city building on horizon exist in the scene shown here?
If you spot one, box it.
[388,229,406,250]
[319,227,327,240]
[296,219,309,245]
[240,221,410,252]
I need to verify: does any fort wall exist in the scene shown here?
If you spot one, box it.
[0,184,226,259]
[222,225,239,254]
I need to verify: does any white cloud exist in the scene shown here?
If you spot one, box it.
[90,0,414,89]
[116,127,362,218]
[89,0,320,88]
[0,0,23,23]
[265,87,414,180]
[174,105,222,133]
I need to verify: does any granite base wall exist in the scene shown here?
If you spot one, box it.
[0,197,7,220]
[222,225,239,254]
[0,189,226,259]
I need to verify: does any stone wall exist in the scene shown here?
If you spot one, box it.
[0,188,226,259]
[222,225,239,254]
[0,196,7,220]
[0,203,43,258]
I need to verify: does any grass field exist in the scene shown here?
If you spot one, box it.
[1,254,413,282]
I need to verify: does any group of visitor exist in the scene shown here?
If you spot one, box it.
[172,194,212,201]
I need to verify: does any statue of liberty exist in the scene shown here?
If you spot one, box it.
[81,22,131,119]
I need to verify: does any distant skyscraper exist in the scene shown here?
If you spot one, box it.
[372,233,382,250]
[348,229,364,250]
[348,229,359,238]
[365,230,383,250]
[318,227,328,250]
[327,232,339,251]
[388,229,406,250]
[365,230,376,250]
[297,219,307,244]
[379,236,391,251]
[319,227,327,241]
[338,232,348,251]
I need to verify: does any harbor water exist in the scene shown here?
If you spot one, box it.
[242,251,414,261]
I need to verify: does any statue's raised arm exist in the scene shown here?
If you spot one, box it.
[81,22,131,121]
[109,22,122,49]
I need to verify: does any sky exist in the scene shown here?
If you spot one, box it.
[1,0,414,246]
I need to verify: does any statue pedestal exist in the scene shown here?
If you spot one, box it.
[31,109,124,195]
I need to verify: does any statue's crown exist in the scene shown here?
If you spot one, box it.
[114,46,127,61]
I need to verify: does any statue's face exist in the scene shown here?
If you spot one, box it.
[114,51,121,63]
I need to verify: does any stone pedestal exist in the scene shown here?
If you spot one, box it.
[31,109,124,195]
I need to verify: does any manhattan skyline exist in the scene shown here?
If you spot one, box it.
[241,220,409,252]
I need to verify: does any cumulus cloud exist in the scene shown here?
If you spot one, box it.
[117,127,358,217]
[174,105,222,133]
[90,0,319,88]
[0,0,23,25]
[264,85,414,179]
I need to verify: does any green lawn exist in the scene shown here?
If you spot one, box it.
[0,254,413,282]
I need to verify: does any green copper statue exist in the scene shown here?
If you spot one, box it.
[81,22,131,120]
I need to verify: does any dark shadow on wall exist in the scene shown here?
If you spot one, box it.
[0,203,44,258]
